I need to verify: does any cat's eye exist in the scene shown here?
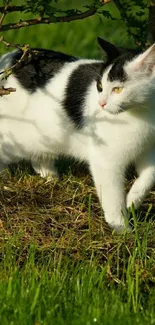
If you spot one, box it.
[112,87,123,94]
[97,80,103,92]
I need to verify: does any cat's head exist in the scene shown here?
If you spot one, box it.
[97,38,155,114]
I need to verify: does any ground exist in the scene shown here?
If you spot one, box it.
[0,159,154,324]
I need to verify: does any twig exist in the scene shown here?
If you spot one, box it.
[0,36,24,49]
[0,86,16,96]
[0,36,30,51]
[0,37,31,78]
[0,5,24,13]
[0,0,10,27]
[0,7,97,32]
[101,0,112,3]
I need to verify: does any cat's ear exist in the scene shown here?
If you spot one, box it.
[97,37,121,61]
[127,43,155,75]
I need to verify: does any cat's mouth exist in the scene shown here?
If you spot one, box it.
[107,104,131,115]
[100,101,135,115]
[116,105,130,114]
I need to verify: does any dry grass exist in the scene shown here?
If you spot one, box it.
[0,161,109,250]
[0,160,154,271]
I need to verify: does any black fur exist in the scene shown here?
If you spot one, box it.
[97,37,121,62]
[12,48,77,93]
[108,50,140,82]
[108,57,128,82]
[63,62,105,128]
[97,37,141,82]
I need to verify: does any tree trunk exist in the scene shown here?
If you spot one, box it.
[147,1,155,45]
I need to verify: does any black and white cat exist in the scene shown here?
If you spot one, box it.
[0,38,155,232]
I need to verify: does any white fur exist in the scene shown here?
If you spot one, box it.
[97,44,155,230]
[0,46,155,232]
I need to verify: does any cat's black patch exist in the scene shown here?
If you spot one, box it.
[63,62,105,128]
[108,59,127,82]
[108,50,140,82]
[12,48,77,92]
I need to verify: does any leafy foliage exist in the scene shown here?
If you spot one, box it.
[114,0,150,48]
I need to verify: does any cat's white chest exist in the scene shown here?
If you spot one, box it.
[91,109,155,163]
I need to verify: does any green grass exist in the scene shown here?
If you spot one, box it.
[0,164,155,325]
[0,232,155,325]
[0,247,154,325]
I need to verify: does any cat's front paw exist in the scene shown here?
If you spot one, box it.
[110,223,132,234]
[126,192,141,209]
[105,211,131,234]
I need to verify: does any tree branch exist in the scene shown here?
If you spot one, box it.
[0,5,24,13]
[0,0,10,27]
[0,7,97,32]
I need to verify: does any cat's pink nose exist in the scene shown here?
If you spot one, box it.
[99,99,107,108]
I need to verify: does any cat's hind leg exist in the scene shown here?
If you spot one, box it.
[127,150,155,209]
[32,159,58,180]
